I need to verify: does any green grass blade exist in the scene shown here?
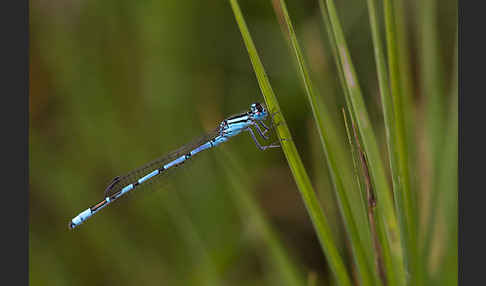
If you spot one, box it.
[362,0,420,283]
[318,0,405,280]
[392,0,417,190]
[432,35,458,286]
[342,110,384,283]
[229,1,352,285]
[391,0,417,160]
[420,0,452,274]
[319,0,397,235]
[343,108,403,286]
[382,0,421,283]
[309,117,347,255]
[342,110,364,203]
[363,0,411,285]
[316,0,352,117]
[270,1,379,285]
[418,2,450,275]
[219,150,306,286]
[419,0,447,185]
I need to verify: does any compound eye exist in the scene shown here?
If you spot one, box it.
[252,102,263,113]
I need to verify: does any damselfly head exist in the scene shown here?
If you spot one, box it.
[250,102,268,120]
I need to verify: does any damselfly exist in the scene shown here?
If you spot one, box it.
[70,103,279,229]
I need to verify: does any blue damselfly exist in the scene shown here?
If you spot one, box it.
[70,103,279,229]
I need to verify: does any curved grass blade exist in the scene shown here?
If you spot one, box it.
[229,1,352,285]
[382,0,421,283]
[365,0,415,284]
[270,1,380,285]
[318,0,398,237]
[343,104,404,286]
[342,109,383,279]
[318,0,407,283]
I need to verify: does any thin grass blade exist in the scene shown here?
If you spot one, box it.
[392,0,417,193]
[382,0,421,283]
[318,0,406,281]
[229,1,352,285]
[364,0,417,283]
[318,0,398,238]
[419,0,447,191]
[270,1,380,285]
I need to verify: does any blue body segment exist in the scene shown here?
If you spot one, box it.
[164,155,185,169]
[71,208,92,226]
[70,102,278,230]
[212,136,229,147]
[190,142,212,156]
[121,184,133,194]
[138,170,159,184]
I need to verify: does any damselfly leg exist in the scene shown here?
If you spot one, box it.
[247,127,280,151]
[104,176,121,197]
[255,120,271,136]
[251,121,270,140]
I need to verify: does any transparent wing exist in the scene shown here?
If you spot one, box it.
[103,127,220,198]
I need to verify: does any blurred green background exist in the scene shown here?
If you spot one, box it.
[30,0,457,285]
